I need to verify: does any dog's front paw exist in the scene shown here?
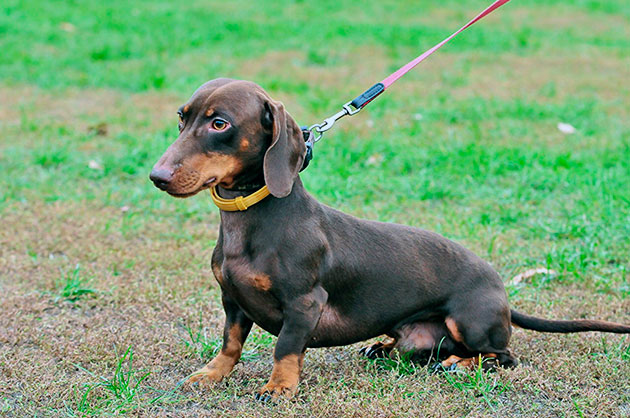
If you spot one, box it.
[185,366,227,389]
[255,382,297,401]
[185,353,239,389]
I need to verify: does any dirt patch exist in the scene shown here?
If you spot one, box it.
[509,5,630,37]
[0,85,183,138]
[455,52,630,104]
[237,45,389,89]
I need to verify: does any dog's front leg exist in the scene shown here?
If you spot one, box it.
[257,286,327,400]
[187,293,253,388]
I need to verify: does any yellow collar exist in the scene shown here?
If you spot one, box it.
[209,185,270,211]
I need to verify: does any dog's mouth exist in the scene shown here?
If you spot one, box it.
[166,177,217,198]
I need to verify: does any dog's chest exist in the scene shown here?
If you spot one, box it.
[218,255,283,332]
[221,258,273,293]
[218,225,278,294]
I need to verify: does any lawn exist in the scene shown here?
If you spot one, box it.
[0,0,629,416]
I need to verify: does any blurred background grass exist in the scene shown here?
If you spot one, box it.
[1,0,628,293]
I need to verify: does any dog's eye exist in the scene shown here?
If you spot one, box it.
[177,113,184,131]
[211,119,229,131]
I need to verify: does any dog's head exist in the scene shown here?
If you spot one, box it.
[150,78,305,198]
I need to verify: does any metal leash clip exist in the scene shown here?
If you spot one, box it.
[301,83,385,172]
[306,81,385,143]
[307,101,362,143]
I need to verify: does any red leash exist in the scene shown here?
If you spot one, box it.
[307,0,513,143]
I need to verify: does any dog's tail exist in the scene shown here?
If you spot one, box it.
[510,310,630,333]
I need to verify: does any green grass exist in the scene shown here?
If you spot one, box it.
[73,346,167,416]
[368,351,421,377]
[182,312,276,361]
[55,264,97,302]
[441,358,511,409]
[182,312,224,361]
[0,0,629,416]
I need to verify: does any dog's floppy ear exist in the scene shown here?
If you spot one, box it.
[262,100,306,198]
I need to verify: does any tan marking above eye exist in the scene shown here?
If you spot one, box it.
[251,273,271,291]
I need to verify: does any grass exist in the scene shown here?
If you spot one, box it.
[182,311,224,361]
[73,347,153,415]
[55,264,96,302]
[0,0,629,416]
[368,351,421,377]
[182,310,275,362]
[441,358,511,409]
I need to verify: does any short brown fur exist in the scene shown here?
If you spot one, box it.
[212,262,223,285]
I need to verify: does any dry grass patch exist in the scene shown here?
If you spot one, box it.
[1,198,628,416]
[458,52,630,104]
[0,85,183,147]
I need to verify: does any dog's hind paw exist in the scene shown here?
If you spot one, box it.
[359,341,394,359]
[429,361,457,374]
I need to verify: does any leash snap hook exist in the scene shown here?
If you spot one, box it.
[315,108,348,133]
[306,123,324,143]
[308,100,362,143]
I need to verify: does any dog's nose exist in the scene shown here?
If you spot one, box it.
[150,167,173,190]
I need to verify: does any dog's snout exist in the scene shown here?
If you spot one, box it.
[150,167,174,190]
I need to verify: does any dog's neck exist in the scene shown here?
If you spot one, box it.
[219,169,266,193]
[220,181,266,193]
[216,177,317,258]
[217,176,313,225]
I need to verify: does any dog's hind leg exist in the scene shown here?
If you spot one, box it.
[361,321,457,363]
[359,321,445,360]
[441,291,519,370]
[394,321,468,365]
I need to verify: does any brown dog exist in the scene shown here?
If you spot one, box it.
[150,78,630,399]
